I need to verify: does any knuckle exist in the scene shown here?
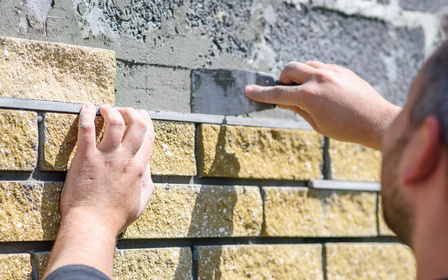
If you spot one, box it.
[284,61,299,71]
[109,118,125,129]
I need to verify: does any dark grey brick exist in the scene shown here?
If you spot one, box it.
[267,4,425,106]
[399,0,448,13]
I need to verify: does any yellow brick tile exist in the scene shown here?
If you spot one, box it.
[326,243,415,280]
[198,244,323,279]
[0,36,115,105]
[0,181,61,241]
[263,187,377,237]
[199,124,323,180]
[124,184,263,238]
[0,253,32,279]
[0,110,37,171]
[329,140,381,181]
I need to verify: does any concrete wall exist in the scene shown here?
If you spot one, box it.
[0,0,445,279]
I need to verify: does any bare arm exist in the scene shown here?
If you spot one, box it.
[44,104,155,278]
[245,61,401,150]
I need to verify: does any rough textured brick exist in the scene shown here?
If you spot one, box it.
[43,115,196,175]
[34,248,192,280]
[124,184,262,238]
[378,195,395,236]
[0,181,61,241]
[151,121,196,176]
[0,253,32,279]
[0,110,38,171]
[326,243,416,280]
[262,187,377,237]
[41,113,103,171]
[199,124,323,180]
[329,140,381,182]
[114,248,192,280]
[32,253,49,280]
[0,36,115,105]
[198,244,323,280]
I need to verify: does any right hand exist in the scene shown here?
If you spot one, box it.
[245,61,401,150]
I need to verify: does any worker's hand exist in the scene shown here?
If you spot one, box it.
[44,104,155,279]
[245,61,401,150]
[61,104,155,235]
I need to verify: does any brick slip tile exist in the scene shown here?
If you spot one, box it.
[0,253,32,279]
[199,124,323,180]
[197,244,323,280]
[0,181,61,241]
[124,184,263,238]
[150,121,196,176]
[0,36,115,105]
[42,115,196,176]
[326,243,415,280]
[378,195,395,236]
[34,248,192,280]
[329,140,382,182]
[262,187,377,237]
[0,110,38,171]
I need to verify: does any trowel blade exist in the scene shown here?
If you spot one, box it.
[191,69,277,115]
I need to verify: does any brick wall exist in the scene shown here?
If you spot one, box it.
[1,0,444,279]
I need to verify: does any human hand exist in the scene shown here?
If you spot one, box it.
[45,104,155,278]
[245,61,401,150]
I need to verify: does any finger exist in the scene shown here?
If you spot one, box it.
[97,105,125,152]
[138,163,154,216]
[76,103,97,155]
[118,108,149,155]
[278,105,319,132]
[135,111,155,163]
[279,61,320,84]
[245,84,305,106]
[306,61,326,68]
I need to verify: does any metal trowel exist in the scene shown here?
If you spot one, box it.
[190,69,278,115]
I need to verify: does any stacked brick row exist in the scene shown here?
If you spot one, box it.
[0,37,415,279]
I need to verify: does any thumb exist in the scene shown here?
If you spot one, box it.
[139,164,154,216]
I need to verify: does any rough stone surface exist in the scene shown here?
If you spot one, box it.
[124,184,263,238]
[43,115,196,176]
[263,187,377,237]
[32,253,50,280]
[399,0,448,13]
[34,248,192,280]
[378,195,395,236]
[329,140,382,182]
[42,113,104,171]
[0,253,32,280]
[115,62,191,112]
[0,36,115,105]
[326,243,416,280]
[198,244,323,280]
[199,124,323,180]
[0,110,38,171]
[151,121,196,176]
[0,181,61,241]
[114,248,192,280]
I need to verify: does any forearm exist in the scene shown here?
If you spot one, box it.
[44,211,117,279]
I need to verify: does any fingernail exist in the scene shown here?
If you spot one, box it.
[245,85,254,95]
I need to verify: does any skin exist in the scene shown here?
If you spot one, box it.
[245,61,401,150]
[246,61,448,279]
[44,104,155,279]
